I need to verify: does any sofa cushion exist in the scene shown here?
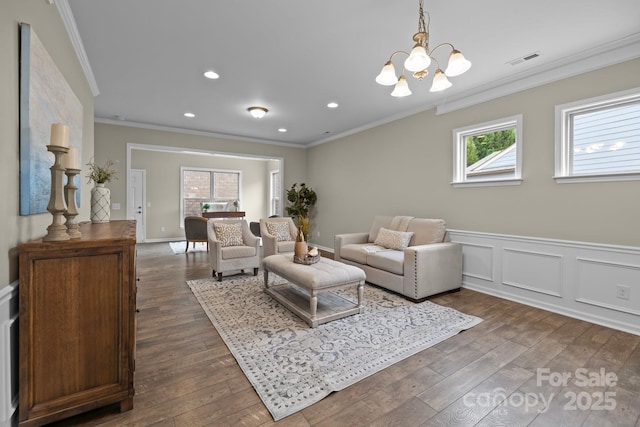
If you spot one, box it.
[213,222,244,247]
[266,221,292,241]
[406,218,447,246]
[367,216,393,243]
[374,228,414,250]
[367,250,404,275]
[340,243,387,264]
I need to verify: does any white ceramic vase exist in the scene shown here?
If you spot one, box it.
[90,183,111,223]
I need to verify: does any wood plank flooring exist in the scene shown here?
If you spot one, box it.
[52,242,640,426]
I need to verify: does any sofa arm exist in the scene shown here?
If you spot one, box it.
[334,232,369,261]
[403,242,462,300]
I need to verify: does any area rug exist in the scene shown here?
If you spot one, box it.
[169,241,207,254]
[187,275,482,421]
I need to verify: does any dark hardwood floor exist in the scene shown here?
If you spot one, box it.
[53,242,640,426]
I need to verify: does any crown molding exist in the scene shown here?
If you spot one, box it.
[55,0,100,96]
[96,117,305,149]
[435,33,640,115]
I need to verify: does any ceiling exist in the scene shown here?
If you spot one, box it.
[65,0,640,147]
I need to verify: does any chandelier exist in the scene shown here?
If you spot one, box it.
[375,0,471,97]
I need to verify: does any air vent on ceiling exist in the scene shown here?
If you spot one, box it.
[507,51,541,66]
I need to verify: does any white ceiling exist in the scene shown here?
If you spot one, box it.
[65,0,640,147]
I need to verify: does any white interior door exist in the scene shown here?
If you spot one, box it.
[129,169,146,242]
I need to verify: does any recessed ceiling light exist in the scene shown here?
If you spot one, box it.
[278,128,287,133]
[204,70,220,79]
[184,112,195,118]
[327,102,339,108]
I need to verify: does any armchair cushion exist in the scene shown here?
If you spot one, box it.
[374,228,414,250]
[265,221,292,241]
[213,222,244,247]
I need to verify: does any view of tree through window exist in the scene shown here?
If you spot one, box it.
[453,115,522,185]
[466,129,516,166]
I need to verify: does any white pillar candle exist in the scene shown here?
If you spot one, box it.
[50,123,69,147]
[64,147,79,169]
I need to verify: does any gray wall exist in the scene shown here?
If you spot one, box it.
[2,0,94,288]
[307,58,640,248]
[131,149,273,240]
[94,123,307,238]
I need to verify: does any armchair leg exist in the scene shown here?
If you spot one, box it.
[185,240,189,252]
[253,267,258,276]
[217,272,223,282]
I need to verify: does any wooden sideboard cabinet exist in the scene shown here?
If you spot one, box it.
[18,220,137,426]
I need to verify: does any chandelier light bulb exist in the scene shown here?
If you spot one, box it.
[248,106,268,119]
[375,61,398,86]
[445,50,472,77]
[429,69,452,92]
[404,44,431,72]
[391,75,412,97]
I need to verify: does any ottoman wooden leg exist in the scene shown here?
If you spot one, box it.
[309,290,318,326]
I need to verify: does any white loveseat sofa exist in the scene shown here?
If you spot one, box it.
[334,216,462,301]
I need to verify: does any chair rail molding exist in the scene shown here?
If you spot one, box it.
[0,282,18,427]
[447,229,640,336]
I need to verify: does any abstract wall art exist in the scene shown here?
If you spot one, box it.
[19,23,83,215]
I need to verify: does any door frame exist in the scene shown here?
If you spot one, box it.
[128,168,146,242]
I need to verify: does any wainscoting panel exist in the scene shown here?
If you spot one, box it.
[460,243,494,282]
[502,248,563,297]
[448,230,640,336]
[0,282,18,427]
[575,258,640,316]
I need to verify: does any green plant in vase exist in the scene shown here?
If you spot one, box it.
[285,183,317,241]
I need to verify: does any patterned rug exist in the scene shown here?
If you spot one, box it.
[169,241,207,254]
[187,275,482,421]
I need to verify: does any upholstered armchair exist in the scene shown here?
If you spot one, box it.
[184,216,209,252]
[260,217,298,257]
[207,219,260,281]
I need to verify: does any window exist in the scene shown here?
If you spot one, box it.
[270,170,281,216]
[180,168,240,224]
[555,88,640,183]
[452,115,523,187]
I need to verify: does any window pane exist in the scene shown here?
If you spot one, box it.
[213,172,239,200]
[183,170,210,217]
[465,129,516,181]
[572,103,640,174]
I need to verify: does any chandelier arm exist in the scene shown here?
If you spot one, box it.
[428,42,455,57]
[389,50,410,61]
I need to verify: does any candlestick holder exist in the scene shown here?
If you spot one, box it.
[64,168,82,239]
[43,145,70,242]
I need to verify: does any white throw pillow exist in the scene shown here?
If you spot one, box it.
[373,227,414,250]
[266,221,292,242]
[213,222,244,247]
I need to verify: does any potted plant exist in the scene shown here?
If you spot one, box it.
[86,159,118,185]
[86,159,118,223]
[202,203,211,213]
[285,183,317,241]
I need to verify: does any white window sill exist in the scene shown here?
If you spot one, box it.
[554,172,640,184]
[451,178,523,188]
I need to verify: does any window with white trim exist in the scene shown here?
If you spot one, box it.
[180,167,241,225]
[555,88,640,183]
[452,114,523,187]
[270,169,280,216]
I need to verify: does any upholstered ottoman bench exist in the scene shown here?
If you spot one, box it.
[262,254,366,328]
